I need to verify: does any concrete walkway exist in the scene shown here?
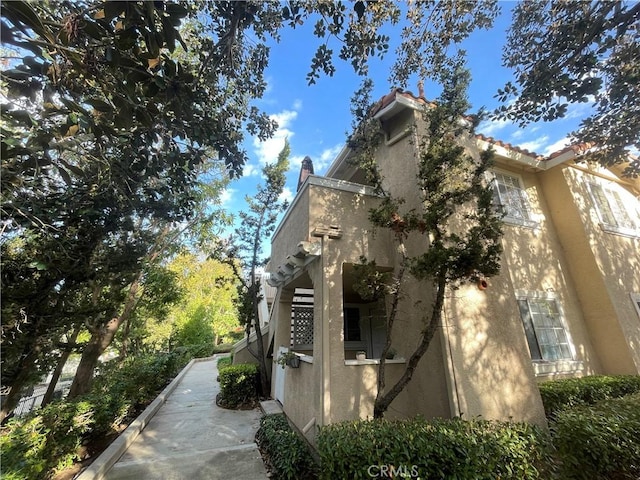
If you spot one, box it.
[78,355,268,480]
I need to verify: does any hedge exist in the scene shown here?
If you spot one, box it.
[538,374,640,418]
[255,414,318,480]
[551,393,640,480]
[317,417,552,480]
[217,363,258,409]
[217,356,232,371]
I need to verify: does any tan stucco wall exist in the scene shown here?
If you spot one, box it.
[541,165,640,373]
[269,101,640,439]
[271,187,311,270]
[232,331,269,364]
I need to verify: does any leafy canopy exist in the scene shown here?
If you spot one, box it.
[496,1,640,176]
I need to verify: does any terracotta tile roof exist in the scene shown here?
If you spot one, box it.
[372,88,432,115]
[475,133,539,158]
[374,89,595,163]
[545,143,595,159]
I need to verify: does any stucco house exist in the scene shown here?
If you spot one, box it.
[238,89,640,444]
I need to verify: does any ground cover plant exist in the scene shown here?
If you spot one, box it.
[256,414,318,480]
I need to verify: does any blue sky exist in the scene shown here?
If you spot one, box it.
[221,3,590,235]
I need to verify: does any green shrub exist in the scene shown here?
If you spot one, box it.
[213,343,234,354]
[538,374,640,418]
[551,393,640,480]
[0,351,190,479]
[256,414,318,480]
[217,363,258,409]
[318,417,552,480]
[87,351,189,434]
[217,356,232,371]
[0,400,94,479]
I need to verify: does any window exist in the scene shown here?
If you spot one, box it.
[343,303,387,359]
[344,307,362,341]
[490,171,537,227]
[588,182,639,236]
[517,294,574,362]
[631,293,640,320]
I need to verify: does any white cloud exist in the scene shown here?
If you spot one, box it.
[563,100,594,120]
[317,144,344,171]
[517,135,549,153]
[510,129,524,140]
[290,154,306,169]
[541,137,571,157]
[220,187,236,206]
[253,108,299,165]
[279,186,294,204]
[288,143,343,175]
[293,99,303,111]
[477,118,510,137]
[242,163,260,177]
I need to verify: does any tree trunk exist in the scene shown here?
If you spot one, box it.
[119,314,132,360]
[373,274,446,418]
[375,244,407,416]
[253,312,269,396]
[42,327,80,406]
[67,317,120,398]
[68,276,142,399]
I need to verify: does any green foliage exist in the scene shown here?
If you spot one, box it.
[217,356,232,371]
[538,374,640,418]
[0,0,236,412]
[349,66,504,417]
[551,393,640,480]
[317,417,552,480]
[352,257,392,301]
[391,1,499,87]
[0,351,190,479]
[213,343,234,354]
[255,414,318,480]
[85,352,190,435]
[1,401,94,479]
[497,1,640,176]
[217,363,258,409]
[142,253,238,354]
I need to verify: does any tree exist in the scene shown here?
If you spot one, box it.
[0,0,250,415]
[165,252,238,350]
[349,68,503,418]
[221,140,291,397]
[495,1,640,176]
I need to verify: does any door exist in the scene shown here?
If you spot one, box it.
[274,346,287,405]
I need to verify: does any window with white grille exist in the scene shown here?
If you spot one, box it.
[517,294,574,362]
[587,182,639,237]
[490,171,537,227]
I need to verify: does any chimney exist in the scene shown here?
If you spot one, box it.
[297,156,314,192]
[417,80,425,98]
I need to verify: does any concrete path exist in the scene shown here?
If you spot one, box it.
[79,356,268,480]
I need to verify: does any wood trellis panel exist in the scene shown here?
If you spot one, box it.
[292,306,314,348]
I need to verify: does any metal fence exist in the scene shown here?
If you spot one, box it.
[11,381,72,417]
